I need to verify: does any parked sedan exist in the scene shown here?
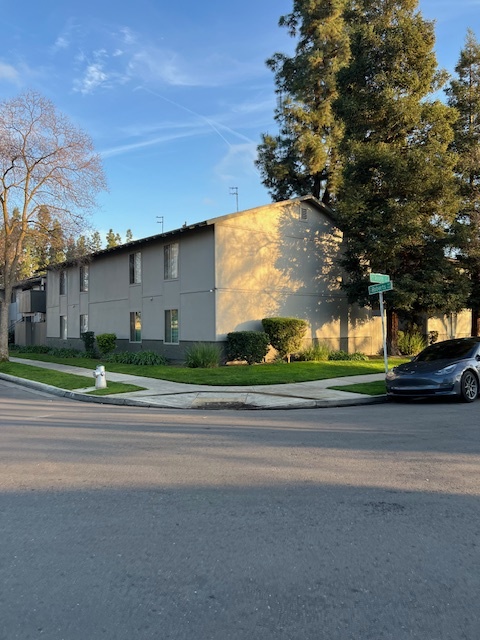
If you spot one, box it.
[386,337,480,402]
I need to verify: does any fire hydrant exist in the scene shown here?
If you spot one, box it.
[93,364,107,389]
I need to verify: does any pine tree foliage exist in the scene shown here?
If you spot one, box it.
[256,0,350,204]
[336,0,465,328]
[446,30,480,334]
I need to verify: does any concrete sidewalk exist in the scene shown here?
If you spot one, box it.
[2,357,388,410]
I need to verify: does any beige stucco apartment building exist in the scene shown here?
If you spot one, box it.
[45,196,387,358]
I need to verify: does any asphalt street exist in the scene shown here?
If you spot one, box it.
[0,380,479,640]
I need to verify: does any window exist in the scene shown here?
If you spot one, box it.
[130,311,142,342]
[129,251,142,284]
[300,207,308,221]
[60,315,67,340]
[80,314,88,334]
[165,309,179,344]
[164,243,179,280]
[80,265,89,292]
[59,270,67,295]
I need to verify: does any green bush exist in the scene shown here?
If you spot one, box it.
[398,330,427,356]
[49,347,84,358]
[96,333,117,356]
[226,331,270,365]
[184,343,221,368]
[107,351,167,365]
[328,350,368,361]
[296,342,332,361]
[81,331,96,357]
[12,344,51,354]
[261,317,308,362]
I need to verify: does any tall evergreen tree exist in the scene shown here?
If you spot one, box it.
[256,0,350,204]
[105,229,122,248]
[334,0,464,349]
[446,30,480,335]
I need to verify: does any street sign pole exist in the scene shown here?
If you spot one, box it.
[379,291,388,374]
[368,274,391,372]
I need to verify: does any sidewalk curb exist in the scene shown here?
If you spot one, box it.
[0,372,387,410]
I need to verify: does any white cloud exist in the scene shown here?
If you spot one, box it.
[53,36,69,51]
[75,63,108,94]
[100,126,207,158]
[67,23,269,93]
[0,61,20,83]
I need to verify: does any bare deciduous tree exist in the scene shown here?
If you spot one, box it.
[0,90,107,360]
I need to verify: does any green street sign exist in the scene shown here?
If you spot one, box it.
[369,273,390,284]
[368,281,393,295]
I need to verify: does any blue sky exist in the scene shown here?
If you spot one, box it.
[0,0,478,242]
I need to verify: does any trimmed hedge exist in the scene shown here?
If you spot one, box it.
[261,317,308,362]
[96,333,117,356]
[226,331,270,365]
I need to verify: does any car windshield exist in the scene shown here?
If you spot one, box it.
[415,339,478,362]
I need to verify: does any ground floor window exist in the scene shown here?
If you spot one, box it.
[165,309,179,344]
[80,314,88,334]
[130,311,142,342]
[60,315,67,340]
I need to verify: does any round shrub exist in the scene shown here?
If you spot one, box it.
[261,317,308,362]
[226,331,270,365]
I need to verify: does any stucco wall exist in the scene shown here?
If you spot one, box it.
[46,227,216,349]
[214,201,383,355]
[427,310,472,342]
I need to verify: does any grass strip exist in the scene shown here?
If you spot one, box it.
[0,362,145,395]
[328,381,387,396]
[86,383,146,396]
[10,353,408,386]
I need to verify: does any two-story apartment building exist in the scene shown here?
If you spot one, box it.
[46,196,384,358]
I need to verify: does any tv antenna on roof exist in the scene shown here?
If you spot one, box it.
[229,186,239,212]
[156,216,164,233]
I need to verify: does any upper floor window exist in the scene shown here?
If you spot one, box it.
[129,251,142,284]
[80,265,89,292]
[164,243,179,280]
[59,270,67,296]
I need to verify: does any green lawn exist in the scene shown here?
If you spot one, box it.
[0,361,145,395]
[9,352,407,386]
[328,380,387,396]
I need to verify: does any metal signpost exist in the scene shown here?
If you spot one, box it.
[369,274,393,373]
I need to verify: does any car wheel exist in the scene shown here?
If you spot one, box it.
[460,370,479,402]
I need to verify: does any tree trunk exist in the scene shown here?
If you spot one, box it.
[471,308,480,337]
[386,308,399,355]
[0,296,10,361]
